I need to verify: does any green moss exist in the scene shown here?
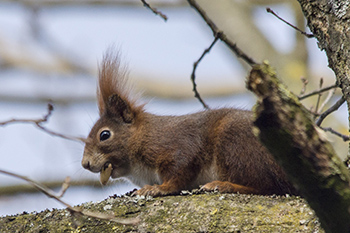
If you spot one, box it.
[0,192,323,233]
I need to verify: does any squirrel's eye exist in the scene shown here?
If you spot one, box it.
[100,130,111,141]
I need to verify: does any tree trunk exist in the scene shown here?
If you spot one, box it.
[297,0,350,157]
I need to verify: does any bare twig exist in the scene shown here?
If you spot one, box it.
[0,179,103,196]
[58,176,71,198]
[0,103,53,126]
[316,96,346,126]
[187,0,257,66]
[141,0,168,21]
[191,37,219,109]
[13,0,186,7]
[266,7,314,38]
[317,87,336,114]
[299,83,338,100]
[187,0,256,107]
[36,124,86,142]
[299,77,309,96]
[0,169,139,225]
[314,78,324,118]
[0,103,86,143]
[321,127,350,141]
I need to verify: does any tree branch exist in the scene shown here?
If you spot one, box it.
[0,103,86,143]
[298,83,338,100]
[141,0,168,21]
[316,96,346,126]
[187,0,257,66]
[266,7,314,38]
[321,127,350,142]
[190,37,219,109]
[247,62,350,233]
[0,179,103,196]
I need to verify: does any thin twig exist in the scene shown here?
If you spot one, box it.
[321,127,349,141]
[318,87,336,114]
[0,179,105,196]
[316,96,346,126]
[191,37,219,109]
[141,0,168,21]
[266,7,314,38]
[187,0,257,66]
[0,103,86,143]
[299,77,309,96]
[58,176,71,198]
[0,169,140,225]
[0,103,53,126]
[299,83,338,100]
[314,78,324,118]
[36,124,86,142]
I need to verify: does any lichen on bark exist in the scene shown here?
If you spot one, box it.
[0,192,322,233]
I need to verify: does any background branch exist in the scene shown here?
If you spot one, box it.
[187,0,257,66]
[141,0,168,21]
[316,96,345,126]
[0,103,86,143]
[0,179,102,196]
[299,83,338,100]
[266,7,314,38]
[321,127,350,142]
[190,37,219,109]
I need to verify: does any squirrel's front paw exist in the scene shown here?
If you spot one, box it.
[132,184,177,197]
[132,185,164,197]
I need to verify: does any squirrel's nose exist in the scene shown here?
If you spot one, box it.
[82,160,91,170]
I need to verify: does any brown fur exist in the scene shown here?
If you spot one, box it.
[82,51,297,197]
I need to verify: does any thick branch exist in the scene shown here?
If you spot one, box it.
[247,62,350,233]
[0,192,322,232]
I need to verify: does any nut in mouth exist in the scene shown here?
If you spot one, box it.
[100,162,113,185]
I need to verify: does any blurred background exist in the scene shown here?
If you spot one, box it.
[0,0,347,216]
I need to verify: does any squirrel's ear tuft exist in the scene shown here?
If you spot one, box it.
[97,48,144,119]
[97,50,127,115]
[107,94,133,123]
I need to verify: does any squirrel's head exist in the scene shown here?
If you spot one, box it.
[81,50,143,185]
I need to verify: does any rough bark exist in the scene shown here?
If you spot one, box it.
[247,62,350,233]
[297,0,350,156]
[0,192,322,232]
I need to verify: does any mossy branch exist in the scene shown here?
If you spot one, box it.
[246,62,350,233]
[0,193,322,232]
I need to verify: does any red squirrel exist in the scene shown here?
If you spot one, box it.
[82,50,297,197]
